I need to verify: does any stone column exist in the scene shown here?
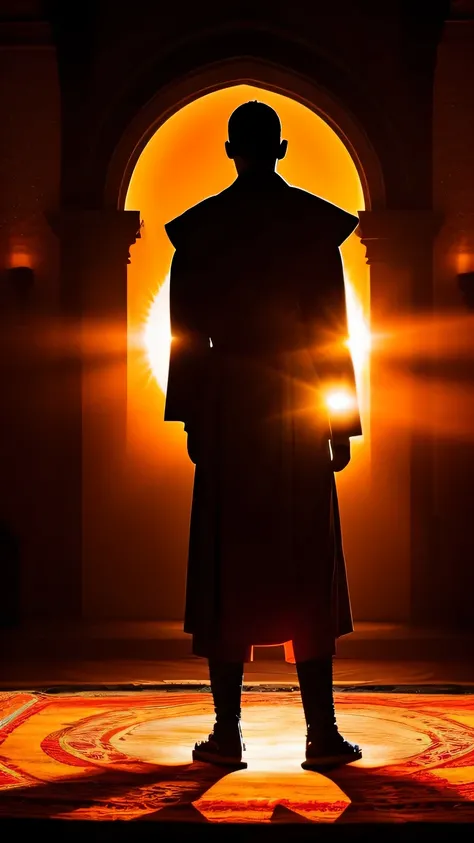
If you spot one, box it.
[51,209,141,618]
[358,210,442,626]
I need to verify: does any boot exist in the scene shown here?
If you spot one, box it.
[296,656,362,770]
[192,659,247,769]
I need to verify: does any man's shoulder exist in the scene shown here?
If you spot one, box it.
[165,183,359,248]
[165,195,219,248]
[288,184,355,216]
[287,186,360,245]
[164,182,321,242]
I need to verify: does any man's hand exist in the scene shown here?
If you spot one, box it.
[331,439,351,472]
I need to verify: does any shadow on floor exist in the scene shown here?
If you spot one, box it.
[0,754,472,824]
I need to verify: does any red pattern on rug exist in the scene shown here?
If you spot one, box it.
[0,690,473,823]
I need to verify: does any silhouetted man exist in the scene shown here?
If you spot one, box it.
[164,101,363,770]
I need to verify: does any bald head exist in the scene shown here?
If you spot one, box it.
[225,101,288,173]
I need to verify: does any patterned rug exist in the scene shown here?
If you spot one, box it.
[1,689,473,823]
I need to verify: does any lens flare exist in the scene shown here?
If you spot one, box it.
[144,274,370,396]
[326,389,356,413]
[345,279,371,376]
[144,273,171,394]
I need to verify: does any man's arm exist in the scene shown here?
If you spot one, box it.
[164,248,209,430]
[303,245,363,447]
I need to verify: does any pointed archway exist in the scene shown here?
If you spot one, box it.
[77,58,438,635]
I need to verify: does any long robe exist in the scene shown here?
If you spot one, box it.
[164,170,362,663]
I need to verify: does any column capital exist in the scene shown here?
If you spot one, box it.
[50,209,142,316]
[49,209,142,262]
[357,210,443,265]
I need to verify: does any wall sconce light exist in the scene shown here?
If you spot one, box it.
[5,266,35,304]
[458,271,474,311]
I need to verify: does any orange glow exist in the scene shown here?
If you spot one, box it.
[366,309,474,362]
[326,389,357,413]
[14,308,473,444]
[456,250,474,274]
[143,273,171,394]
[8,248,32,269]
[345,277,371,379]
[143,272,370,398]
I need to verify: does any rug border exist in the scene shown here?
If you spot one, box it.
[1,683,474,695]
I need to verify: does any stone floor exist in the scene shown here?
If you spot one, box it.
[1,657,474,690]
[2,619,474,689]
[2,619,474,663]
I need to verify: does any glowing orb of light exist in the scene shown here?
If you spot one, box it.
[326,389,356,413]
[143,274,171,394]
